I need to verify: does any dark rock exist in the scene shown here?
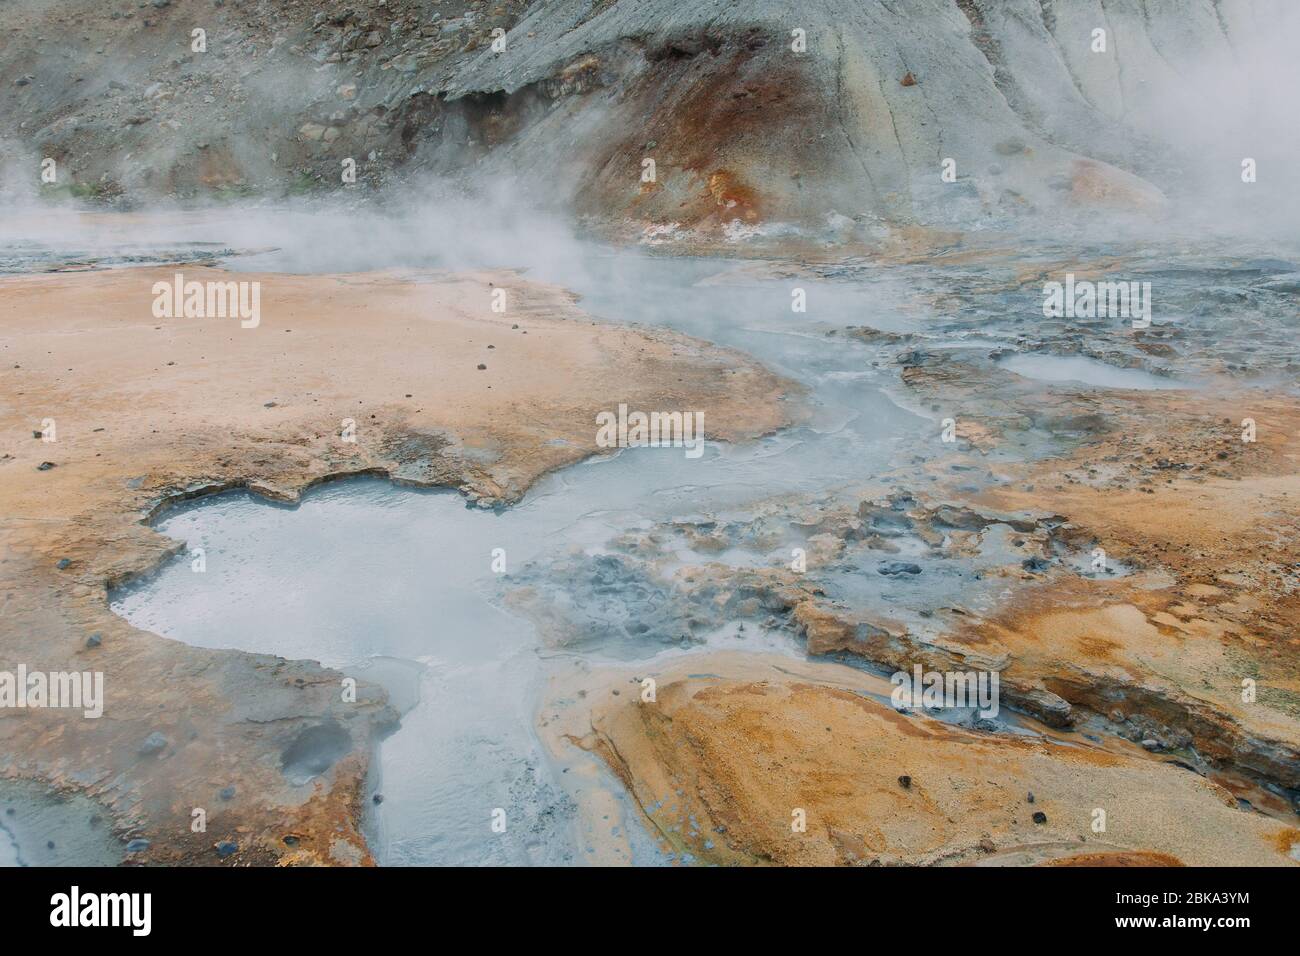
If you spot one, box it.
[126,838,150,852]
[218,785,236,800]
[56,558,71,569]
[138,731,168,756]
[37,461,56,470]
[878,560,922,576]
[85,633,102,648]
[1032,811,1047,824]
[898,775,911,789]
[215,841,238,858]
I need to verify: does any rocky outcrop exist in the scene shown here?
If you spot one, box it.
[556,653,1299,866]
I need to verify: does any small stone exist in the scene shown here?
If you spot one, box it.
[37,461,56,471]
[372,793,384,804]
[1026,792,1035,803]
[138,731,168,756]
[900,71,916,86]
[126,838,150,852]
[1022,556,1051,572]
[283,834,300,847]
[47,840,55,850]
[1140,738,1162,751]
[477,363,487,370]
[1032,811,1047,824]
[218,786,236,801]
[57,558,71,570]
[215,841,238,858]
[86,634,102,648]
[898,775,911,789]
[878,560,922,576]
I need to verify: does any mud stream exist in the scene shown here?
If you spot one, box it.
[75,211,1299,865]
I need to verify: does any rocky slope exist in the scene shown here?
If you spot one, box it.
[4,0,1297,239]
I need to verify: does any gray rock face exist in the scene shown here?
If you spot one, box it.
[423,0,1293,233]
[3,0,1296,234]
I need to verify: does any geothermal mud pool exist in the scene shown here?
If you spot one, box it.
[98,221,1300,865]
[109,245,927,864]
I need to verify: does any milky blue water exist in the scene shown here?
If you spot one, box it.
[110,246,950,864]
[106,224,1251,865]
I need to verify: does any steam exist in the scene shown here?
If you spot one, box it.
[1,0,1299,254]
[1122,0,1300,236]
